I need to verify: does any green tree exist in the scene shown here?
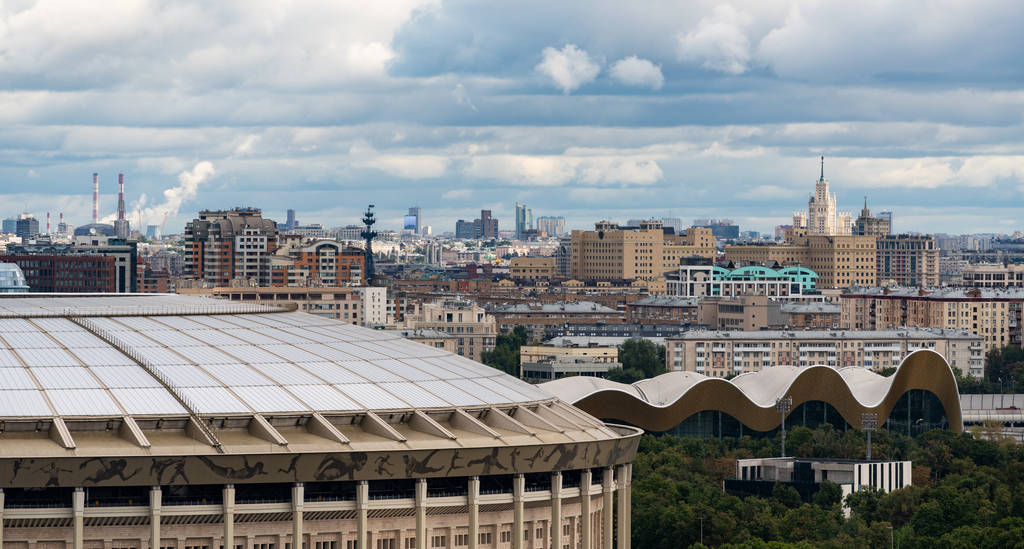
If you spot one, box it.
[811,480,842,509]
[618,339,666,380]
[480,325,529,376]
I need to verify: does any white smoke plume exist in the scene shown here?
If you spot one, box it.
[101,161,215,226]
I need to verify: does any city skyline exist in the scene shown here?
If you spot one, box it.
[2,2,1024,236]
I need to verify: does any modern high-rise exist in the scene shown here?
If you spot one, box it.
[877,211,893,233]
[473,209,498,239]
[455,219,475,239]
[407,206,422,234]
[570,220,715,282]
[15,214,39,240]
[286,209,297,230]
[535,216,565,236]
[793,158,852,236]
[691,218,738,239]
[183,207,280,286]
[514,202,532,240]
[2,217,16,234]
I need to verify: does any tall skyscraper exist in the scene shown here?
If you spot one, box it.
[877,211,893,234]
[474,210,498,239]
[515,203,532,240]
[407,207,422,234]
[536,216,565,236]
[286,209,296,231]
[793,157,851,236]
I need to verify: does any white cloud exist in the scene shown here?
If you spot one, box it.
[843,156,1024,189]
[742,185,798,200]
[232,134,260,157]
[701,141,768,157]
[452,84,478,111]
[442,189,473,200]
[676,5,754,75]
[136,157,186,175]
[349,140,449,179]
[346,41,395,76]
[608,56,664,90]
[27,169,38,178]
[464,153,662,187]
[536,44,602,94]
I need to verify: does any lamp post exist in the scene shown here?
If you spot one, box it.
[776,397,792,458]
[862,413,878,461]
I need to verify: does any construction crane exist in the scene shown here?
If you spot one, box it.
[158,212,169,241]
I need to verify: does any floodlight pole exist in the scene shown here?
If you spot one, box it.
[862,413,878,461]
[776,397,792,458]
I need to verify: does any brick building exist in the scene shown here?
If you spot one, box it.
[184,207,279,286]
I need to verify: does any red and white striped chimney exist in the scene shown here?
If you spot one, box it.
[47,212,50,234]
[92,173,99,224]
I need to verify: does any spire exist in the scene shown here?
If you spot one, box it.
[820,156,825,182]
[864,196,868,209]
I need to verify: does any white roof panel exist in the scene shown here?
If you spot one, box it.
[446,378,514,405]
[0,349,24,368]
[293,343,361,362]
[215,315,274,329]
[25,318,82,332]
[256,344,323,363]
[201,363,272,386]
[0,319,39,332]
[174,345,243,365]
[68,347,138,367]
[298,362,370,384]
[249,363,324,386]
[256,328,315,344]
[0,390,53,417]
[31,366,103,390]
[179,387,250,414]
[275,326,340,343]
[156,365,221,387]
[114,316,173,331]
[48,330,108,349]
[378,382,451,408]
[139,330,205,348]
[2,331,60,349]
[134,347,190,366]
[286,384,362,411]
[336,383,409,410]
[489,375,553,401]
[180,329,248,347]
[216,344,286,364]
[0,367,38,390]
[335,361,405,383]
[414,380,486,407]
[325,342,389,361]
[231,385,310,413]
[108,330,163,348]
[359,340,415,359]
[143,316,207,330]
[90,366,164,389]
[371,359,439,382]
[110,388,189,415]
[219,328,281,345]
[47,388,123,416]
[15,348,81,367]
[181,315,243,330]
[420,357,480,379]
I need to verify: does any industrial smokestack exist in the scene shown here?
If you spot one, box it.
[92,173,99,224]
[113,173,131,239]
[47,212,50,234]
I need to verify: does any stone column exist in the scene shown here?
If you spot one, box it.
[602,468,613,549]
[551,472,562,549]
[73,487,85,549]
[616,465,631,549]
[580,470,592,549]
[357,481,368,549]
[150,487,161,549]
[468,477,480,549]
[223,485,235,549]
[0,489,5,549]
[292,483,304,549]
[415,479,427,549]
[513,475,525,549]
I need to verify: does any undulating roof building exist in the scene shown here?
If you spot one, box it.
[543,350,963,439]
[0,294,640,549]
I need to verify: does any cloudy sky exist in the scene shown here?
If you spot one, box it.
[3,0,1024,236]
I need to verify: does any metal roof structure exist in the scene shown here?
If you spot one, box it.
[0,294,642,475]
[543,350,964,434]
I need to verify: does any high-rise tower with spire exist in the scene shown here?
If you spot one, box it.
[793,157,852,235]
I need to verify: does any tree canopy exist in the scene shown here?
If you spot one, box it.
[480,324,528,376]
[606,339,666,383]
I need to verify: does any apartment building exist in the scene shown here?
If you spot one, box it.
[489,301,623,343]
[697,294,787,331]
[509,256,556,279]
[876,234,939,287]
[269,237,365,287]
[570,220,714,282]
[177,286,363,323]
[841,287,1024,351]
[184,207,279,286]
[666,263,826,301]
[962,263,1024,288]
[400,299,497,360]
[6,236,138,293]
[665,328,983,378]
[724,233,878,289]
[853,199,891,236]
[626,295,698,324]
[781,302,842,329]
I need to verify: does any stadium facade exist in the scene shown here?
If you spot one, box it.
[0,295,640,549]
[544,350,963,438]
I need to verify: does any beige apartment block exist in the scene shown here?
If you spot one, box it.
[400,299,497,361]
[962,263,1024,288]
[177,285,363,324]
[570,221,714,282]
[725,234,878,289]
[876,234,939,288]
[665,328,983,378]
[841,287,1024,351]
[509,256,556,279]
